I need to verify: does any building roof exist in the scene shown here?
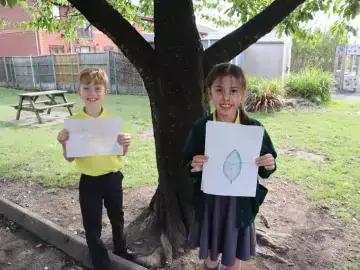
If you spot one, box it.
[202,31,291,44]
[140,24,217,43]
[197,24,217,34]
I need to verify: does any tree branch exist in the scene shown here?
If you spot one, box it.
[203,0,306,74]
[67,0,156,83]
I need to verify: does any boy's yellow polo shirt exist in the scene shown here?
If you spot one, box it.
[69,107,124,176]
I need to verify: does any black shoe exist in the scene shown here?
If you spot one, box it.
[113,249,136,261]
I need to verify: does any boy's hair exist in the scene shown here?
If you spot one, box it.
[205,63,252,125]
[78,68,108,89]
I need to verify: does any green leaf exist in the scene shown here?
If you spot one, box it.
[0,0,6,7]
[8,0,18,8]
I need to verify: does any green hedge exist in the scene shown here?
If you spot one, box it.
[247,76,285,96]
[285,68,333,103]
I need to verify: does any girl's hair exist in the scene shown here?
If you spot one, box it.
[205,63,252,125]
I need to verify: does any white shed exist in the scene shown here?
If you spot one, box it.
[201,31,292,82]
[141,29,292,82]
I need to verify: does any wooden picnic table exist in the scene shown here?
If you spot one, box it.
[13,90,75,124]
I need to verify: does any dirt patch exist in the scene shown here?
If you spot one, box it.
[139,129,154,140]
[278,148,326,161]
[1,111,69,128]
[0,179,358,269]
[0,179,155,242]
[283,98,322,111]
[0,214,85,270]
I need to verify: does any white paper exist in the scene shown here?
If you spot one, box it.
[202,121,264,197]
[64,118,123,158]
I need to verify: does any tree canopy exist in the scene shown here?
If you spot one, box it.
[1,0,359,43]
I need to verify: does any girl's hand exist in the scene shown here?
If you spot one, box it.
[191,155,208,172]
[256,154,275,170]
[117,133,131,147]
[57,129,69,144]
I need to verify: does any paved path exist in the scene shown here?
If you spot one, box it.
[333,92,360,101]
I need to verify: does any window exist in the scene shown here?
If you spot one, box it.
[77,21,93,40]
[75,46,91,53]
[52,5,60,18]
[49,45,64,54]
[90,46,96,52]
[81,46,90,53]
[104,46,114,51]
[83,21,91,30]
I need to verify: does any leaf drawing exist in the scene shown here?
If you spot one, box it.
[223,149,242,183]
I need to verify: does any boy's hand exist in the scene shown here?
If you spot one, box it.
[256,154,275,170]
[191,155,208,172]
[117,133,131,146]
[64,153,74,163]
[118,133,131,156]
[57,129,70,144]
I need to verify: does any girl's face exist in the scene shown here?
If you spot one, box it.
[208,75,245,121]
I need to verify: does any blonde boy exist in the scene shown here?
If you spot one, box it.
[57,68,133,270]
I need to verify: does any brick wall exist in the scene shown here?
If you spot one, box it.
[0,3,38,56]
[0,3,148,56]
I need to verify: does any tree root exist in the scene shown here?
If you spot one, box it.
[160,231,172,265]
[133,187,295,268]
[256,230,291,255]
[134,247,163,269]
[260,212,270,228]
[257,247,294,266]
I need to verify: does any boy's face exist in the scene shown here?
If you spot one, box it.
[78,84,108,106]
[208,75,245,120]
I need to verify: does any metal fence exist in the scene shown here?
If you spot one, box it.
[0,51,146,95]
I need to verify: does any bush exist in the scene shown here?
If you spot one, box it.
[285,68,333,103]
[245,77,285,112]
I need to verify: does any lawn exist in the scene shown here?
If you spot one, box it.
[0,87,359,226]
[0,88,157,188]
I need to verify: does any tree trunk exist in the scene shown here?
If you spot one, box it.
[67,0,308,264]
[140,0,207,258]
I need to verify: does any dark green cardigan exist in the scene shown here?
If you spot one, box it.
[182,114,277,229]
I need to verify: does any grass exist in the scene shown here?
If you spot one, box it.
[0,88,359,227]
[255,102,360,225]
[0,87,157,188]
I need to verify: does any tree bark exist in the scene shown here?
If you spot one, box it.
[145,0,207,251]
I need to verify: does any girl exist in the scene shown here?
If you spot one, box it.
[183,63,277,270]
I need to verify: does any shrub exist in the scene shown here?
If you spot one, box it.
[285,68,333,103]
[245,77,285,112]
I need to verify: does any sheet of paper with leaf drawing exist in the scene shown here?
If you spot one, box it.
[64,118,123,158]
[202,121,264,197]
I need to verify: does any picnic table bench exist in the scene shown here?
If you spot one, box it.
[12,90,75,124]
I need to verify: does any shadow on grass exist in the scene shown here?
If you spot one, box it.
[0,122,30,130]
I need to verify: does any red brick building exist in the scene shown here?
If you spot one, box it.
[0,2,145,56]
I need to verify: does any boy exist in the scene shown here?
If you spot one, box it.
[57,68,133,270]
